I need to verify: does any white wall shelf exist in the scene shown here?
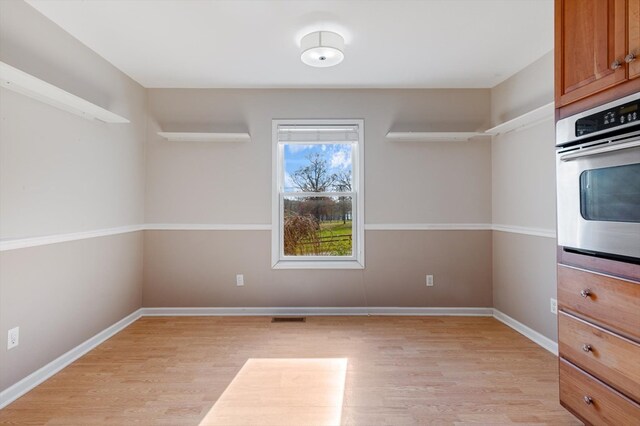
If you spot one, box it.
[0,61,130,123]
[386,132,487,142]
[157,132,251,143]
[485,102,554,136]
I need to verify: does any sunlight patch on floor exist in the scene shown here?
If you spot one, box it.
[199,358,348,426]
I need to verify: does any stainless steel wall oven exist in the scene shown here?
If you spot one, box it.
[556,92,640,262]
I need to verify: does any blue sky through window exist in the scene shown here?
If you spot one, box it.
[283,143,352,192]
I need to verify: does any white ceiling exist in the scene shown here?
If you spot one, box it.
[26,0,554,89]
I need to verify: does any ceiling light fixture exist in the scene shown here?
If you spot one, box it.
[300,31,344,68]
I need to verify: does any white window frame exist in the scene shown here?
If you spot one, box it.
[271,119,365,269]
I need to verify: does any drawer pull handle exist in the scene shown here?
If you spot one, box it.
[582,344,592,352]
[580,289,592,298]
[584,395,593,405]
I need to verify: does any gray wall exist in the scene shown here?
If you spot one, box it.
[0,1,146,392]
[490,52,558,340]
[146,89,492,225]
[0,233,143,390]
[142,88,494,308]
[492,231,557,339]
[143,230,492,308]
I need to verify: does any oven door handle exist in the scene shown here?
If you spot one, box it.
[560,139,640,161]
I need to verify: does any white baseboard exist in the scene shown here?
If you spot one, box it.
[367,307,494,316]
[492,309,558,355]
[0,306,553,410]
[142,307,372,316]
[141,306,494,317]
[0,309,142,410]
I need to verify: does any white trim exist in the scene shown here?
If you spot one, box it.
[492,224,556,239]
[0,61,129,124]
[141,307,494,317]
[365,223,492,231]
[143,307,372,316]
[0,309,142,410]
[0,223,557,251]
[271,119,365,270]
[271,260,364,270]
[157,132,250,143]
[366,224,555,238]
[365,307,494,316]
[145,223,272,231]
[272,122,279,264]
[281,191,354,198]
[492,309,558,355]
[0,225,145,252]
[485,102,554,136]
[385,132,488,142]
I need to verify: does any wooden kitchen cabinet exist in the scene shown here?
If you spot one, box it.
[557,263,640,425]
[559,359,640,426]
[555,0,640,117]
[630,0,640,80]
[555,0,627,108]
[554,2,640,422]
[557,265,640,341]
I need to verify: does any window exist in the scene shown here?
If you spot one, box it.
[580,164,640,223]
[272,120,364,269]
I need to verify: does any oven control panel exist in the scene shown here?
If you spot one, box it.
[576,99,640,137]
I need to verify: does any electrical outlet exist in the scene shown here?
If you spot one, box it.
[426,275,434,287]
[550,298,558,315]
[236,274,244,286]
[7,327,19,350]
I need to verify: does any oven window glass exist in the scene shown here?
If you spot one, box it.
[580,163,640,223]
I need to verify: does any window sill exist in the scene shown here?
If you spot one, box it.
[272,260,365,270]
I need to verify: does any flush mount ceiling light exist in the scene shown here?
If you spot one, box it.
[300,31,344,68]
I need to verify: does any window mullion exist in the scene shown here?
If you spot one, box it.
[282,191,355,198]
[280,193,285,258]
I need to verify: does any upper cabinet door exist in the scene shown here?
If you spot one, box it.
[555,0,627,107]
[629,0,640,80]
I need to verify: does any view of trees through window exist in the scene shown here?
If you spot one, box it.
[283,143,353,256]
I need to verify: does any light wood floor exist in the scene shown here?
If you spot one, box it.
[0,316,580,425]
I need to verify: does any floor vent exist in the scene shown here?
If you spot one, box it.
[271,317,306,323]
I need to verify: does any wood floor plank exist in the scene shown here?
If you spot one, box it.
[0,316,580,425]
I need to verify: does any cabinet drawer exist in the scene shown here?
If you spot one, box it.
[558,265,640,340]
[559,312,640,401]
[560,359,640,426]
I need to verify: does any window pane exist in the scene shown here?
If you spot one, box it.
[283,196,353,256]
[580,164,640,222]
[283,143,352,192]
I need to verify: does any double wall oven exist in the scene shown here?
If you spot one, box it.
[556,92,640,262]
